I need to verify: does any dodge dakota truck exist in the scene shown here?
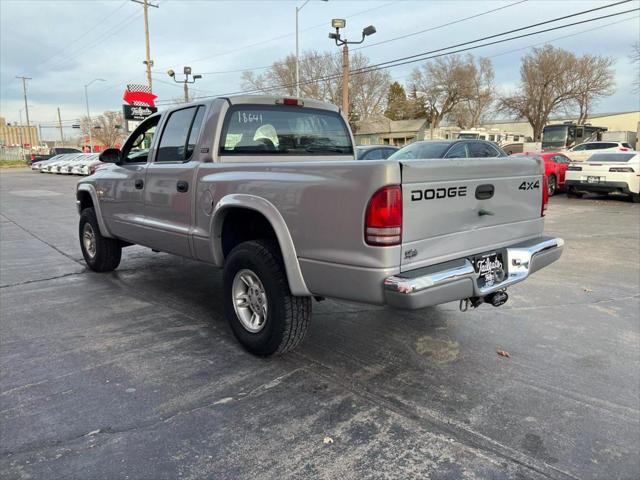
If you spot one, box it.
[76,95,564,356]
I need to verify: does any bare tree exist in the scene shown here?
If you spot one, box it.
[499,46,581,141]
[408,55,477,136]
[241,50,391,122]
[571,54,615,123]
[449,56,495,128]
[80,111,126,148]
[631,41,640,94]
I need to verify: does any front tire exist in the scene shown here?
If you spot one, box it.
[223,240,311,356]
[79,208,122,272]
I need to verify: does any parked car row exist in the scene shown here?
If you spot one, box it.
[357,139,638,202]
[31,153,102,176]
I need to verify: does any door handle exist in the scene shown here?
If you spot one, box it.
[475,184,494,200]
[135,179,144,190]
[176,180,189,193]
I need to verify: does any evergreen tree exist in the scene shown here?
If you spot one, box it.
[384,82,408,120]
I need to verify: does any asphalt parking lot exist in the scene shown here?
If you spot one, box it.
[1,168,638,480]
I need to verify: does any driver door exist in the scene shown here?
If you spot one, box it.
[97,115,159,244]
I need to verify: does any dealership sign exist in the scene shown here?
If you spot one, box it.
[122,84,157,131]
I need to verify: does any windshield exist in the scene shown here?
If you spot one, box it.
[220,105,353,156]
[542,125,568,148]
[458,133,479,140]
[388,142,450,160]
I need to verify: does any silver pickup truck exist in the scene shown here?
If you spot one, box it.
[77,95,563,356]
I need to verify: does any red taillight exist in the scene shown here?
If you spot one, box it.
[619,147,629,151]
[276,98,304,106]
[365,185,402,246]
[541,176,549,217]
[30,154,35,160]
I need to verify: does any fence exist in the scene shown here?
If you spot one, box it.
[0,146,27,161]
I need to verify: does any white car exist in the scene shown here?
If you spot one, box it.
[69,154,101,175]
[565,152,639,202]
[51,154,93,174]
[40,153,84,173]
[565,141,633,162]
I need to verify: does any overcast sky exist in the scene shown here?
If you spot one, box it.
[1,0,638,140]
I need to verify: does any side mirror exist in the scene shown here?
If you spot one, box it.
[99,148,121,164]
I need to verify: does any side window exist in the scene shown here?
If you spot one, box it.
[362,148,383,160]
[186,107,205,160]
[622,143,631,148]
[156,107,197,162]
[468,142,499,158]
[122,116,159,163]
[445,143,467,158]
[383,148,397,159]
[554,155,569,164]
[572,144,586,151]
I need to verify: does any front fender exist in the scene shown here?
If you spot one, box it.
[76,183,114,238]
[211,194,311,296]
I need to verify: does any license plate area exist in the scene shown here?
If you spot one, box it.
[472,251,506,289]
[587,176,601,184]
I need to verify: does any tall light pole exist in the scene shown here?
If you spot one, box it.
[328,20,376,119]
[167,67,202,103]
[84,78,105,153]
[16,76,32,149]
[131,0,159,90]
[295,0,328,98]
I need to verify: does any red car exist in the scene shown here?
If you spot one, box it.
[511,152,571,196]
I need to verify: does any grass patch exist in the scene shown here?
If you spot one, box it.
[0,160,28,168]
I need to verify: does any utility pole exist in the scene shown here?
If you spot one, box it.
[328,20,376,120]
[16,76,32,149]
[183,82,189,103]
[341,44,349,115]
[57,107,64,146]
[84,78,105,153]
[132,0,158,90]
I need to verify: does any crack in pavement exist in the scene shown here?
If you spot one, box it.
[1,213,84,267]
[288,352,581,480]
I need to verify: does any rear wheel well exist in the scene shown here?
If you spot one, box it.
[221,208,279,259]
[77,190,94,211]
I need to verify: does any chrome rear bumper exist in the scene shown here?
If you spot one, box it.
[384,236,564,309]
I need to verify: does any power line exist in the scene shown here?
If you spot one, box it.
[156,0,399,69]
[156,4,637,105]
[156,0,527,77]
[352,0,528,52]
[42,10,144,71]
[38,1,129,68]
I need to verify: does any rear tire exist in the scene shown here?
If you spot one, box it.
[223,240,311,356]
[79,208,122,272]
[547,174,557,197]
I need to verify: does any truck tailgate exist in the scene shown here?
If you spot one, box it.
[400,157,544,272]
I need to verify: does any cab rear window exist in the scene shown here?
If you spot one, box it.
[220,105,353,156]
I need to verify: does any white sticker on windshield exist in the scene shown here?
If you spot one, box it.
[237,112,263,124]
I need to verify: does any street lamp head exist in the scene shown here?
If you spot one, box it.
[362,25,376,37]
[328,32,340,40]
[193,74,202,80]
[183,66,192,75]
[331,18,346,29]
[167,69,175,77]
